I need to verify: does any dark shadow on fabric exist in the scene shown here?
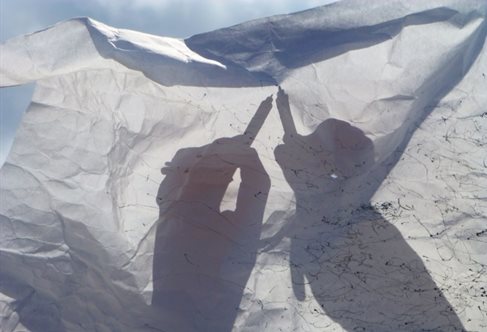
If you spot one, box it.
[86,7,471,88]
[84,18,276,88]
[0,267,65,332]
[265,88,465,331]
[186,8,466,76]
[152,98,272,332]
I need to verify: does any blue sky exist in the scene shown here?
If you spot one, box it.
[0,0,337,163]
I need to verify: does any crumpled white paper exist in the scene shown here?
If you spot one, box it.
[1,1,486,331]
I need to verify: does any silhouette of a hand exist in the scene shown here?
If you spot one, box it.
[274,87,374,200]
[152,97,272,331]
[269,87,465,330]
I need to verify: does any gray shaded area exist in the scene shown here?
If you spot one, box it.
[0,84,34,163]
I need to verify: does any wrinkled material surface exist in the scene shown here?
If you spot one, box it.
[1,1,486,331]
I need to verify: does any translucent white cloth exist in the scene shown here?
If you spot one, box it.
[1,1,486,331]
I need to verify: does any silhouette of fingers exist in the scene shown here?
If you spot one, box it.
[244,95,273,145]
